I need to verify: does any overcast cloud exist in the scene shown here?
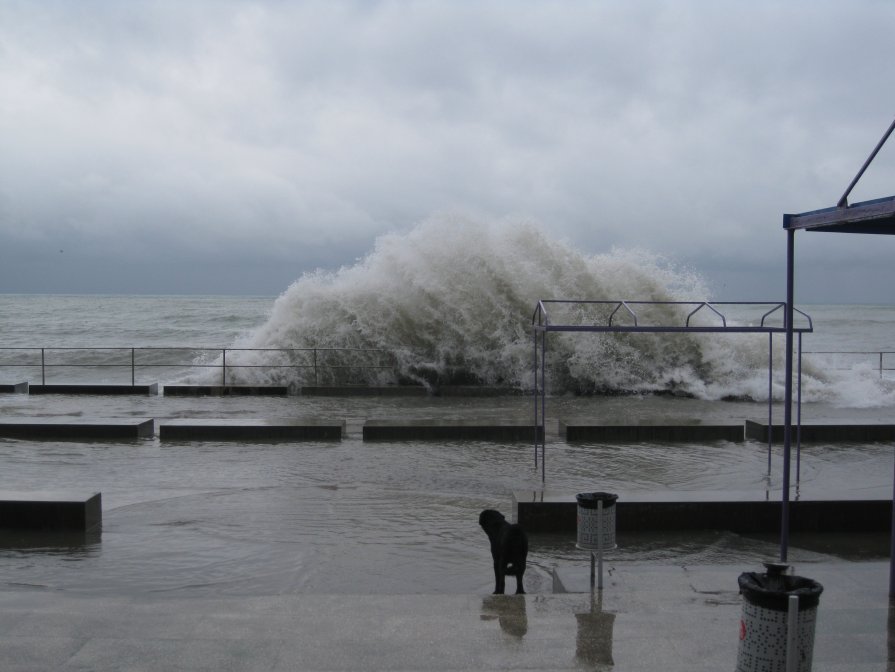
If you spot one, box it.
[1,0,894,301]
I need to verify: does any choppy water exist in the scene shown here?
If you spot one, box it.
[0,390,892,597]
[1,220,894,596]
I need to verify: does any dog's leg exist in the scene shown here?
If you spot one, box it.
[514,566,525,595]
[493,559,505,594]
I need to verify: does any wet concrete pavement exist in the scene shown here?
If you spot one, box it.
[0,560,891,671]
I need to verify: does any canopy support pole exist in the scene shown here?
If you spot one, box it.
[781,228,795,562]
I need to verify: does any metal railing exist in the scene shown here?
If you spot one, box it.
[533,300,814,333]
[803,350,895,379]
[3,345,892,387]
[530,299,816,483]
[0,347,399,386]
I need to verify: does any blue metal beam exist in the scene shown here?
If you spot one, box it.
[783,195,895,234]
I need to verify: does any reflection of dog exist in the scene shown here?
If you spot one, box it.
[481,594,528,638]
[478,509,528,595]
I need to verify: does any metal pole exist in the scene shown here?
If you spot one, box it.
[890,444,895,597]
[589,499,605,592]
[41,348,45,385]
[222,349,227,386]
[797,334,802,488]
[534,328,539,470]
[543,330,549,483]
[597,499,604,590]
[781,228,795,563]
[786,594,799,672]
[837,115,895,208]
[590,552,596,592]
[768,333,773,478]
[131,348,135,386]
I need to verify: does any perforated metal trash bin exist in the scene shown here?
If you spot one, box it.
[576,492,618,550]
[737,563,823,672]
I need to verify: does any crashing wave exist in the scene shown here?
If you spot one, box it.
[182,213,893,405]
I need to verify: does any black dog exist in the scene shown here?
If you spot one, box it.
[479,509,528,595]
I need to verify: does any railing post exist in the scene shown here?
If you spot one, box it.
[533,326,539,471]
[131,348,135,386]
[222,349,227,386]
[881,352,884,379]
[314,348,318,386]
[540,325,547,483]
[41,348,45,385]
[797,334,802,487]
[767,333,772,478]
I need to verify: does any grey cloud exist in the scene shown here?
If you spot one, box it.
[1,1,894,299]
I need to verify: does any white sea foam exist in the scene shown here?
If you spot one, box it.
[199,214,893,405]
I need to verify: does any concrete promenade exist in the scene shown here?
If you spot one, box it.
[0,561,891,671]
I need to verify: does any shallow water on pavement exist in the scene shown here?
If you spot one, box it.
[0,393,892,596]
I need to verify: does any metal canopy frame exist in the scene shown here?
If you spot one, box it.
[782,116,895,595]
[531,300,812,482]
[784,194,895,234]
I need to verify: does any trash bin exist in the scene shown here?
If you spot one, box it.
[737,562,824,672]
[576,492,618,551]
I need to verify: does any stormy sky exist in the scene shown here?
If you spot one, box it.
[1,1,894,302]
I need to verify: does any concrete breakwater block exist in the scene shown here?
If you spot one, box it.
[0,491,101,531]
[0,382,28,393]
[300,386,429,397]
[159,418,344,441]
[513,490,892,534]
[0,418,154,440]
[163,385,289,396]
[745,419,895,443]
[430,386,520,397]
[363,419,544,442]
[28,383,159,396]
[560,421,744,442]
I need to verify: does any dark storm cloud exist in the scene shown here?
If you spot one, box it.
[1,0,894,299]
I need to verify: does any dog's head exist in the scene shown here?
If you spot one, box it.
[479,509,506,534]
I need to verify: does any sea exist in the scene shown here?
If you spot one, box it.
[1,226,894,597]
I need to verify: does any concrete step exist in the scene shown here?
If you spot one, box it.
[514,489,892,534]
[0,490,101,531]
[0,418,154,440]
[158,418,344,441]
[363,419,543,442]
[28,383,159,396]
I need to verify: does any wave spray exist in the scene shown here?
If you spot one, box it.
[204,214,890,405]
